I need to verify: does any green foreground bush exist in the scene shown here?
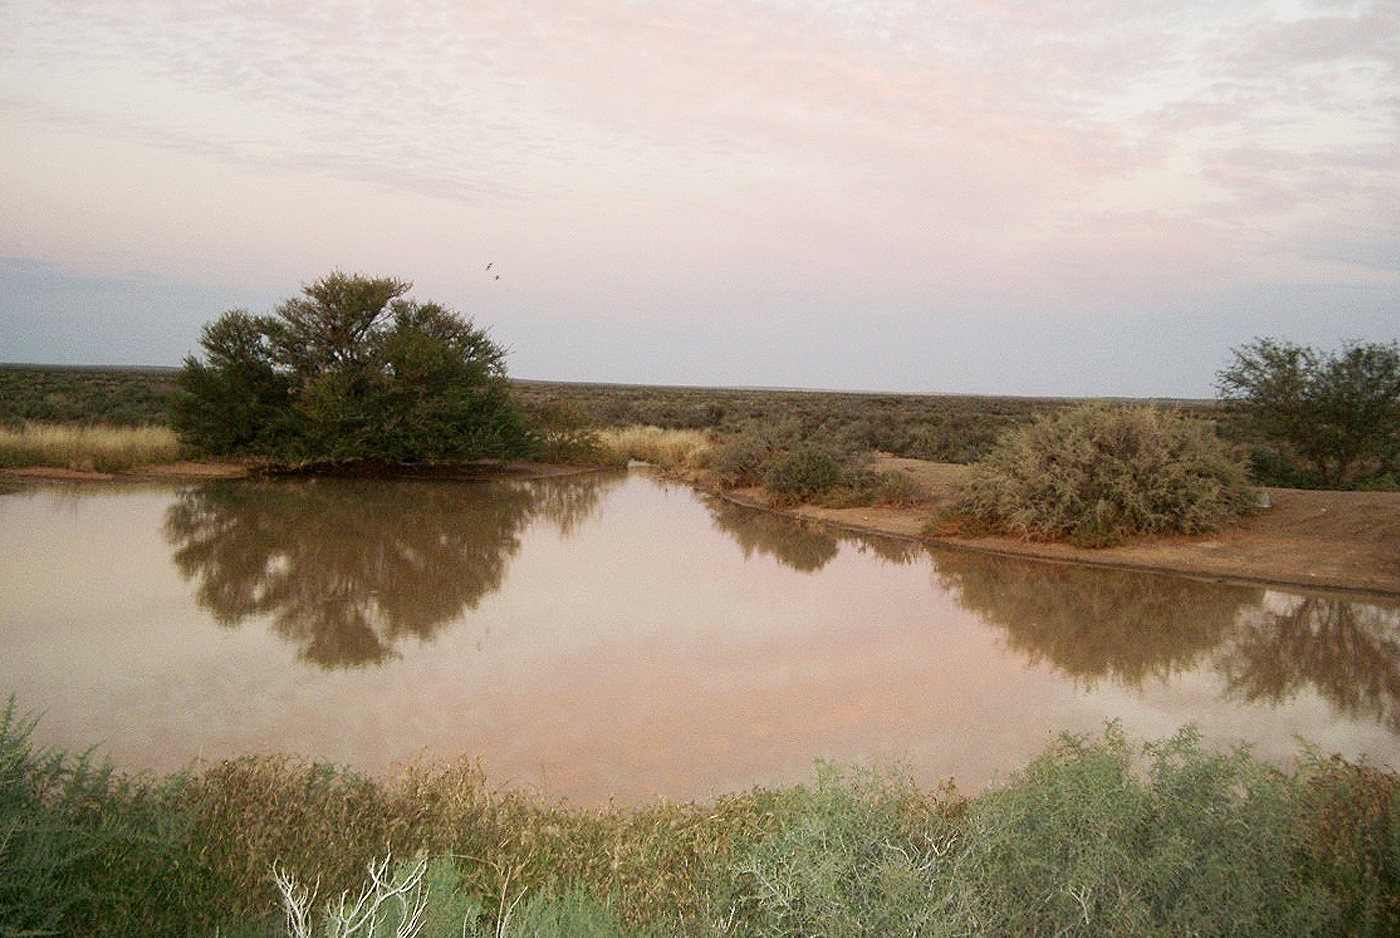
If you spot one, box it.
[4,699,1398,937]
[949,403,1258,546]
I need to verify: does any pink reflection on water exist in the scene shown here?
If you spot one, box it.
[1,476,1396,806]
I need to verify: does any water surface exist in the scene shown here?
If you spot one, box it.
[2,471,1396,804]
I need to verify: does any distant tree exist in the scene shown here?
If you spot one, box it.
[1215,338,1400,487]
[172,271,532,463]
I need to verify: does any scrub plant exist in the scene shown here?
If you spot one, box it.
[938,723,1332,937]
[948,402,1257,546]
[273,853,483,938]
[1295,752,1400,936]
[761,446,843,503]
[722,763,962,937]
[523,402,615,465]
[0,697,197,937]
[702,431,776,486]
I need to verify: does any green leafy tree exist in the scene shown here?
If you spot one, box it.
[172,272,532,463]
[1216,338,1400,487]
[172,311,293,453]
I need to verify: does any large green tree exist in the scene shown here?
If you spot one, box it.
[1216,338,1400,487]
[172,272,532,463]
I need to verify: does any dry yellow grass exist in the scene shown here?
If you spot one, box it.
[0,422,184,473]
[595,425,712,470]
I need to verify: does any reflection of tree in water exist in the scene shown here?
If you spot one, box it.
[531,474,615,538]
[1216,596,1400,732]
[164,476,611,668]
[934,551,1261,688]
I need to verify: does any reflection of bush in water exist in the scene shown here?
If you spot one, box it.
[164,477,610,667]
[706,497,840,572]
[935,551,1260,687]
[1217,597,1400,732]
[705,497,923,572]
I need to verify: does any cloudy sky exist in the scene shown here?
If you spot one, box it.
[2,0,1396,397]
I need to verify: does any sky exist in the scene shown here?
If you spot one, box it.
[1,0,1396,398]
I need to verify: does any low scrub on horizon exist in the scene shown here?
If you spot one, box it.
[0,422,184,473]
[4,698,1397,937]
[0,365,176,426]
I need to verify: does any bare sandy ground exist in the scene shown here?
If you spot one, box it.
[7,456,1398,597]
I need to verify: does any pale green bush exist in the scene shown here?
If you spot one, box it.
[949,403,1257,546]
[763,447,843,502]
[938,724,1332,937]
[702,433,773,486]
[723,763,958,938]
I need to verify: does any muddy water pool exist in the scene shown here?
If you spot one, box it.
[2,470,1396,804]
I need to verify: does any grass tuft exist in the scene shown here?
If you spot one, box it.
[0,422,184,472]
[594,425,712,471]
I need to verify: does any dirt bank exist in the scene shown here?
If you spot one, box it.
[731,456,1400,599]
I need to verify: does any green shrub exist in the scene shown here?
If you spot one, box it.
[722,764,960,938]
[822,468,929,508]
[524,402,617,465]
[503,889,631,937]
[0,697,200,938]
[1296,753,1400,936]
[763,446,843,503]
[1217,338,1400,488]
[702,432,774,486]
[948,403,1257,546]
[173,273,533,465]
[272,853,484,938]
[940,724,1333,937]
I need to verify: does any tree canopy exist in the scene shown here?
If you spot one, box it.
[1216,338,1400,487]
[172,272,532,464]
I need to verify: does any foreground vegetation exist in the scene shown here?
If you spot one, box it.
[4,700,1397,937]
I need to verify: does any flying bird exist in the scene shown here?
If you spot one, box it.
[485,262,493,270]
